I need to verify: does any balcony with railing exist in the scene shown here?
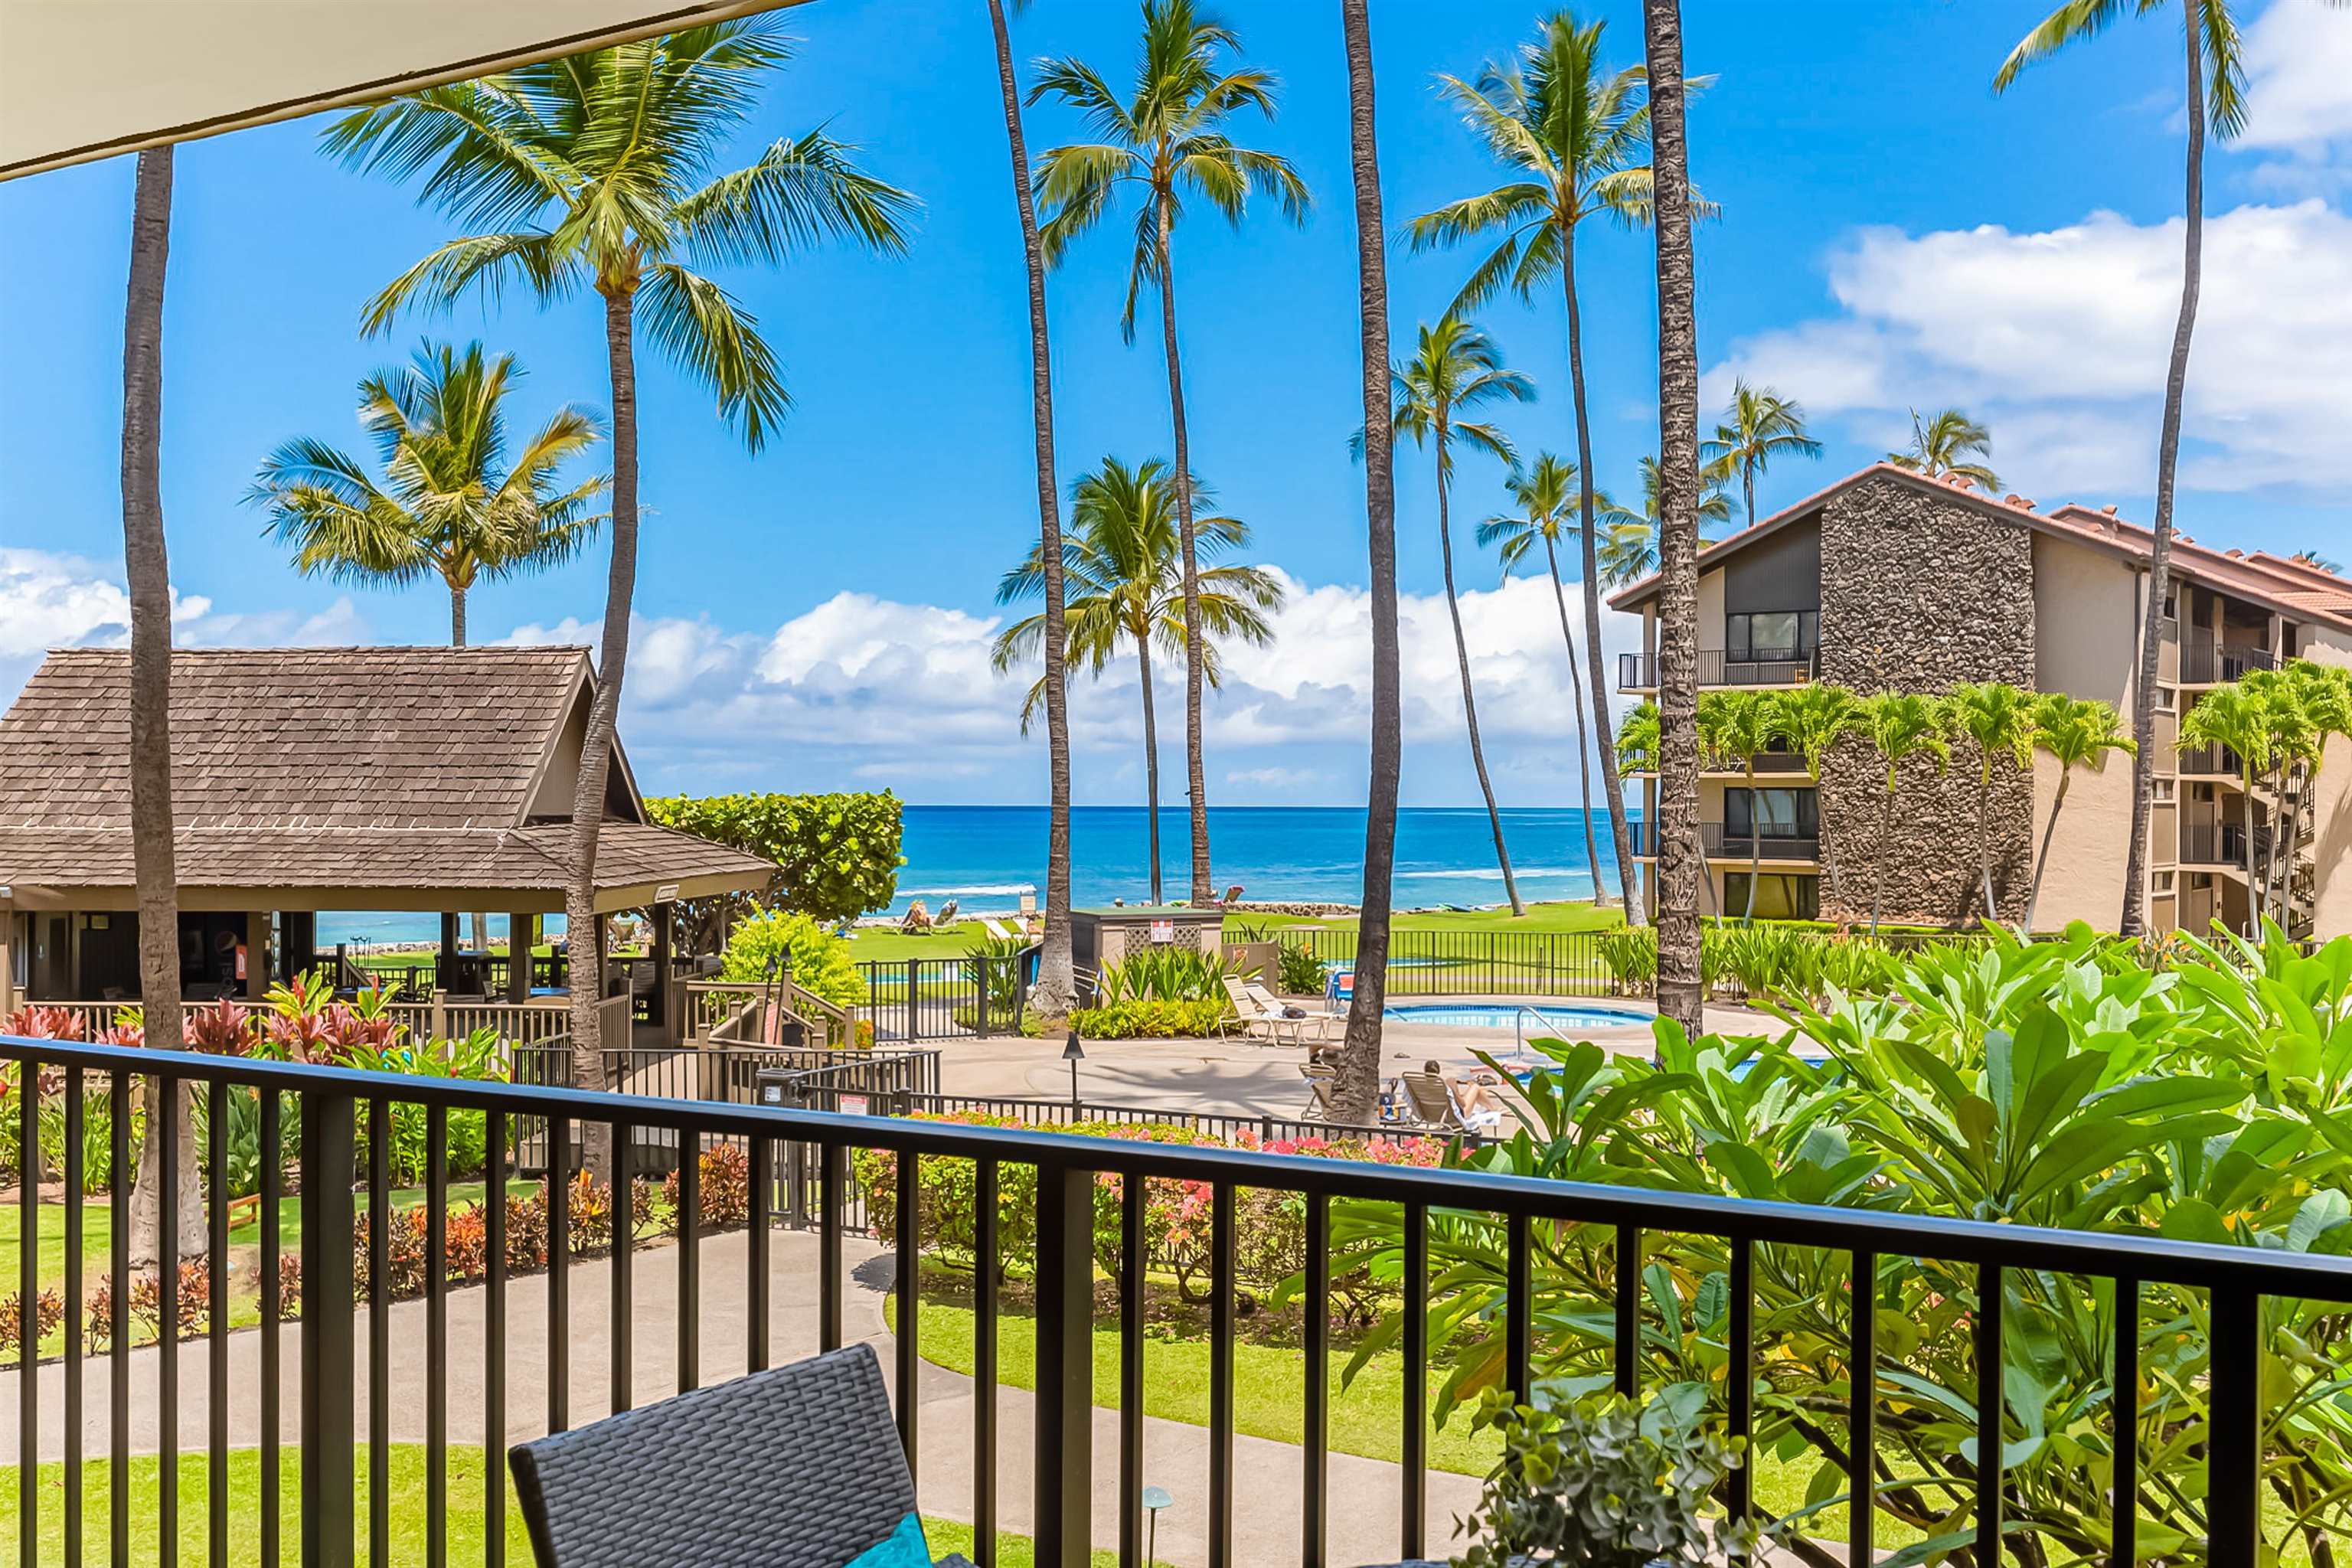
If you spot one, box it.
[2179,642,2278,685]
[0,1031,2325,1568]
[2182,820,2268,867]
[2177,743,2246,779]
[1630,819,1821,862]
[1616,643,1824,692]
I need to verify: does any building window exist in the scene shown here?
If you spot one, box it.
[1723,873,1821,920]
[1726,787,1818,839]
[2156,686,2175,712]
[1726,610,1818,662]
[2155,871,2176,893]
[2154,778,2174,802]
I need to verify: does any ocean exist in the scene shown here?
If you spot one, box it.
[314,805,1631,947]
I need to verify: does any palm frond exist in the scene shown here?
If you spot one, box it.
[675,129,920,268]
[637,262,791,452]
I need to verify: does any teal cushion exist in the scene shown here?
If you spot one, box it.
[847,1512,932,1568]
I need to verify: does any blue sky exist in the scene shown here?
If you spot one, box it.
[5,0,2351,806]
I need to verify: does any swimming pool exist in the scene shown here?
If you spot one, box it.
[1382,1002,1651,1031]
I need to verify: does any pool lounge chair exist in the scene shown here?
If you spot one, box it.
[1298,1062,1339,1121]
[1245,981,1341,1047]
[1220,976,1292,1044]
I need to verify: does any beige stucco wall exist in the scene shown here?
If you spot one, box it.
[1698,567,1725,655]
[2298,628,2352,937]
[2033,534,2139,708]
[2028,750,2137,932]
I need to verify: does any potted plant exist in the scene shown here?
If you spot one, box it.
[1449,1387,1753,1568]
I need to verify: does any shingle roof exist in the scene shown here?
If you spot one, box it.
[0,646,593,832]
[0,648,772,903]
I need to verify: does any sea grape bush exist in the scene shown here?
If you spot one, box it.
[1334,922,2352,1563]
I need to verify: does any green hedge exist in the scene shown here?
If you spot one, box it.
[645,791,904,922]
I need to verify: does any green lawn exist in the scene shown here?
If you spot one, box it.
[0,1446,1106,1567]
[1246,900,1625,937]
[890,1295,1505,1480]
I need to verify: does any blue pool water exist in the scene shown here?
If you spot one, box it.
[1381,1002,1652,1031]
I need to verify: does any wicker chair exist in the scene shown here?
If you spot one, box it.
[509,1343,976,1567]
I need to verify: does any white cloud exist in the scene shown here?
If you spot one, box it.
[500,572,1645,799]
[2242,1,2352,156]
[0,547,368,701]
[1708,199,2352,495]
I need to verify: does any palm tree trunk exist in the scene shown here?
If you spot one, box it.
[1976,763,1999,927]
[1870,779,1899,935]
[1639,0,1705,1034]
[1743,463,1756,531]
[1326,0,1392,1128]
[2121,11,2209,938]
[451,583,467,647]
[1561,235,1642,922]
[567,284,639,1174]
[1438,440,1524,917]
[1542,537,1608,907]
[119,145,201,1266]
[2243,766,2263,931]
[988,0,1075,1018]
[1137,635,1164,906]
[1744,760,1762,923]
[1331,0,1400,1128]
[1153,208,1214,905]
[2024,773,2071,936]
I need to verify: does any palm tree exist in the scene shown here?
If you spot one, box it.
[1940,681,2040,929]
[1993,0,2335,937]
[1380,318,1535,917]
[249,342,606,645]
[1593,455,1730,585]
[328,23,916,1089]
[1410,8,1685,922]
[2177,683,2271,929]
[1331,0,1402,1127]
[1633,0,1707,1031]
[2025,694,2135,936]
[1029,0,1309,906]
[991,458,1282,905]
[119,146,201,1264]
[1888,407,2000,492]
[1773,681,1864,917]
[1478,453,1610,906]
[1700,691,1785,923]
[1858,692,1952,934]
[1700,379,1821,530]
[985,0,1076,1020]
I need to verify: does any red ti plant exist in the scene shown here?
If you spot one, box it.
[180,998,257,1055]
[4,1005,90,1042]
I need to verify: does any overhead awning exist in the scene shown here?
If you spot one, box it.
[0,0,807,182]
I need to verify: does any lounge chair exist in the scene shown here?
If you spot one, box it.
[1298,1061,1338,1120]
[1220,883,1245,907]
[1401,1070,1505,1135]
[509,1343,975,1568]
[900,901,933,934]
[982,916,1011,940]
[935,899,959,927]
[1245,980,1341,1047]
[1221,976,1321,1046]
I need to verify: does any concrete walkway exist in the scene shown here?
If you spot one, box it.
[0,1227,1481,1566]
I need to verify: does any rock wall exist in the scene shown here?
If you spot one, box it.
[1817,475,2037,925]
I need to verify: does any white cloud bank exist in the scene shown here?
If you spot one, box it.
[501,567,1646,798]
[1708,0,2352,500]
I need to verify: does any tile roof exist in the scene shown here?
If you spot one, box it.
[0,648,772,900]
[1606,464,2352,635]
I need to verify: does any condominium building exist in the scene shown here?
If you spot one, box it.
[1606,465,2352,936]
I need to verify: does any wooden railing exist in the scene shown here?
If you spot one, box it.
[684,978,857,1050]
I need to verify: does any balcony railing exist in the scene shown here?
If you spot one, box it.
[2183,821,2270,865]
[2177,743,2245,778]
[1630,820,1821,861]
[1616,645,1823,691]
[0,1032,2331,1568]
[2180,643,2278,684]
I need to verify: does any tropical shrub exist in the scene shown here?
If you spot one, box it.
[1276,941,1328,996]
[645,790,906,932]
[1595,929,1658,991]
[663,1142,753,1232]
[1331,923,2352,1563]
[1070,999,1230,1040]
[719,906,865,1011]
[0,1289,64,1358]
[964,934,1032,1021]
[1455,1388,1752,1568]
[1095,947,1233,1004]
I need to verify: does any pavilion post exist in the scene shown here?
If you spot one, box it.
[652,903,675,1045]
[0,897,15,1017]
[507,913,533,1004]
[244,910,270,1000]
[439,911,459,991]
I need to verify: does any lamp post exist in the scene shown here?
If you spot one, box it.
[1063,1029,1084,1113]
[1142,1485,1172,1566]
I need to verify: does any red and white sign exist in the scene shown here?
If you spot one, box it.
[1148,920,1175,945]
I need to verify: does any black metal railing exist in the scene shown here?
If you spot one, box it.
[2184,821,2269,866]
[1628,820,1820,861]
[1616,645,1823,691]
[0,1034,2336,1568]
[1279,927,1621,997]
[2180,643,2278,684]
[854,953,1034,1042]
[2176,743,2245,777]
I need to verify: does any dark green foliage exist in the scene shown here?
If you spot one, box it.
[1069,999,1230,1039]
[646,791,906,926]
[1276,941,1328,996]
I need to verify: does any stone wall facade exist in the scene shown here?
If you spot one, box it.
[1816,475,2037,925]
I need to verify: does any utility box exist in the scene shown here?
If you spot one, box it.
[1070,905,1228,981]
